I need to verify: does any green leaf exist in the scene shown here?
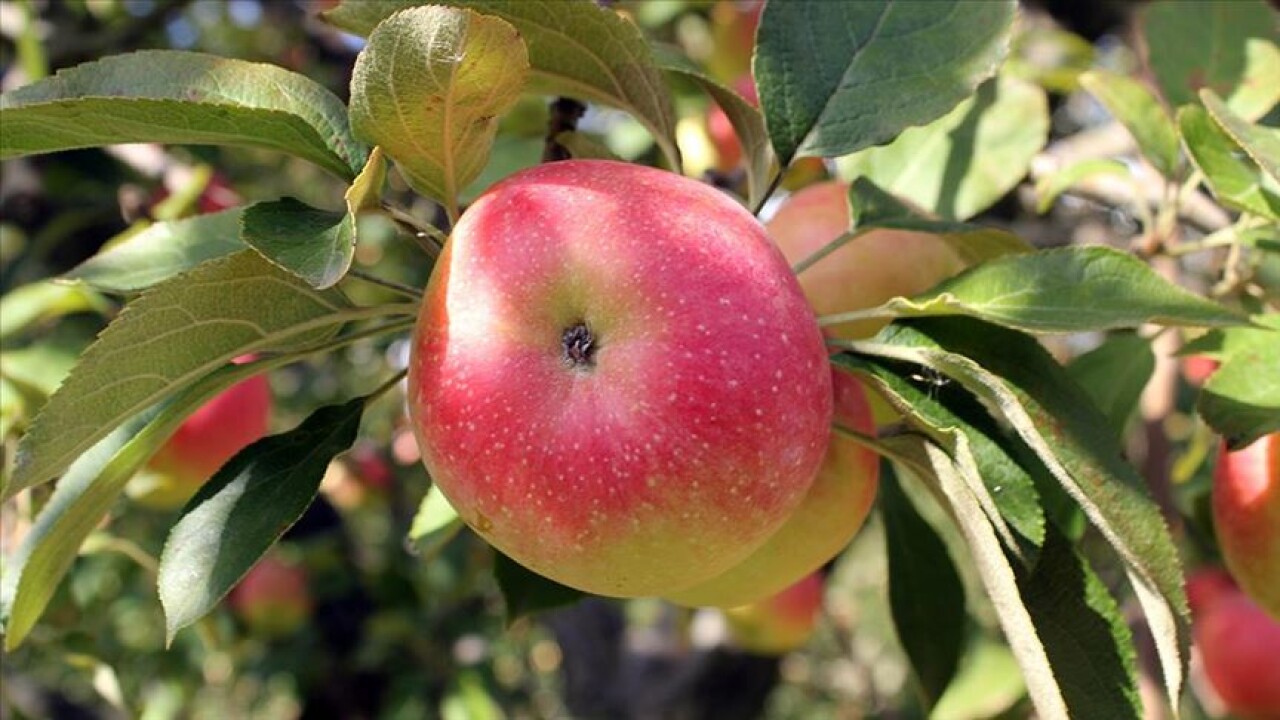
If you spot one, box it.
[1079,70,1180,178]
[930,638,1026,720]
[240,198,356,290]
[324,0,681,170]
[0,281,110,341]
[1034,158,1130,214]
[460,135,544,204]
[848,318,1188,712]
[1201,89,1280,183]
[652,47,775,209]
[349,6,529,218]
[885,434,1069,720]
[62,210,246,293]
[408,485,464,559]
[1196,315,1280,449]
[841,354,1044,550]
[157,398,363,642]
[6,251,360,501]
[793,178,1031,279]
[1179,105,1280,220]
[1005,25,1095,94]
[553,131,621,162]
[1066,333,1156,438]
[0,328,90,439]
[880,467,967,707]
[1142,0,1280,121]
[825,246,1248,334]
[493,552,584,624]
[1,341,80,403]
[849,179,1033,265]
[0,51,365,180]
[1,361,272,650]
[754,0,1015,166]
[346,146,388,216]
[834,74,1048,220]
[1014,525,1141,719]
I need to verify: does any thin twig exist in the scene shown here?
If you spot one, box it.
[365,368,409,407]
[381,202,446,254]
[347,269,423,300]
[792,229,863,275]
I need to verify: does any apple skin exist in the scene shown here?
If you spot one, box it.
[1187,568,1280,720]
[766,181,968,341]
[133,364,272,509]
[407,160,833,598]
[724,571,825,655]
[228,552,312,638]
[667,367,878,607]
[1182,355,1219,386]
[1213,433,1280,620]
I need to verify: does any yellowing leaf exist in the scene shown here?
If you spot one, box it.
[349,6,530,218]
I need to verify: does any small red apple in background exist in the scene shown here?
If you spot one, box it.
[1182,354,1220,386]
[228,551,312,638]
[668,368,878,607]
[723,572,825,655]
[1186,568,1280,720]
[408,159,833,598]
[149,171,241,216]
[1213,433,1280,620]
[130,356,272,509]
[706,0,763,83]
[321,443,394,511]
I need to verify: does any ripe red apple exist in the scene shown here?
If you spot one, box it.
[766,181,968,341]
[407,159,833,597]
[228,551,312,638]
[131,359,272,509]
[724,571,825,655]
[1182,355,1220,386]
[1214,433,1280,620]
[668,367,878,607]
[1187,568,1280,719]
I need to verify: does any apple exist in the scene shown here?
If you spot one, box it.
[130,357,272,509]
[228,551,312,638]
[407,159,833,598]
[321,443,394,511]
[1182,355,1220,386]
[766,181,968,341]
[706,0,763,83]
[724,571,825,655]
[1187,568,1280,719]
[667,367,879,607]
[1213,433,1280,620]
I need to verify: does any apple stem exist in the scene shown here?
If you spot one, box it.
[752,167,785,217]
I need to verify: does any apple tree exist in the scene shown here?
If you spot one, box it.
[1,0,1277,717]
